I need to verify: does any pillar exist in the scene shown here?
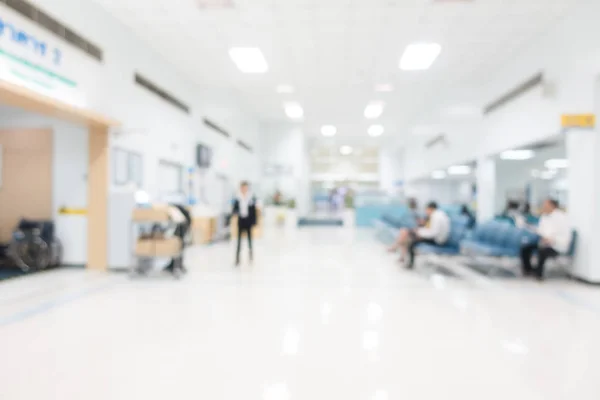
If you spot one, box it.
[87,125,109,270]
[476,156,496,222]
[566,129,600,283]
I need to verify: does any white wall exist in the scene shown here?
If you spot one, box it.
[259,123,310,215]
[379,148,404,193]
[404,122,481,181]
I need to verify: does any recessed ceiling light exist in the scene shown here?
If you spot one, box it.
[375,84,394,92]
[431,170,447,179]
[541,170,557,180]
[276,84,295,93]
[368,125,384,137]
[365,101,385,119]
[321,125,337,137]
[500,149,535,160]
[284,102,303,119]
[544,159,568,169]
[228,47,268,73]
[448,165,471,175]
[340,145,353,155]
[399,43,442,71]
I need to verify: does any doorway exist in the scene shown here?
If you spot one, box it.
[0,129,53,242]
[0,80,118,270]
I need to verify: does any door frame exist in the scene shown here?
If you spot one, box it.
[0,79,120,270]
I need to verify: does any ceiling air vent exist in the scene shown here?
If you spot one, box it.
[197,0,235,9]
[134,73,190,114]
[484,73,543,115]
[425,134,447,149]
[203,118,230,138]
[236,139,253,153]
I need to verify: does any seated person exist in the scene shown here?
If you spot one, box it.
[522,202,539,225]
[407,198,426,227]
[388,202,451,269]
[460,204,476,229]
[502,200,526,227]
[520,198,571,281]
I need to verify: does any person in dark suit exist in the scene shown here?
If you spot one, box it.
[232,181,257,266]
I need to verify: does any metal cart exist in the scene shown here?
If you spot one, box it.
[131,207,184,279]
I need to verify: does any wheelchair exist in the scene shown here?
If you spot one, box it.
[0,220,63,272]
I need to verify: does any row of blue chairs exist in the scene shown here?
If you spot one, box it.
[376,213,577,271]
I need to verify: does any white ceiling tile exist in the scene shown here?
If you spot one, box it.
[90,0,576,139]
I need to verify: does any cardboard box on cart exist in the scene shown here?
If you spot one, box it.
[191,216,217,244]
[135,237,182,257]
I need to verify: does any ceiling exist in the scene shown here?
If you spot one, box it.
[90,0,576,142]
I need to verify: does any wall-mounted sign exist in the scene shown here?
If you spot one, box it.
[561,114,595,129]
[0,15,62,65]
[0,5,87,107]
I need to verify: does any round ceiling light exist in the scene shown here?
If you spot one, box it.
[321,125,337,137]
[375,84,394,92]
[431,170,446,180]
[277,84,295,93]
[340,145,353,155]
[368,125,384,137]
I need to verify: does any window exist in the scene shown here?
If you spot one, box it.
[157,160,183,198]
[129,153,143,188]
[112,148,143,188]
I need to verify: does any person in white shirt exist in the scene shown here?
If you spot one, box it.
[389,202,451,269]
[520,198,571,280]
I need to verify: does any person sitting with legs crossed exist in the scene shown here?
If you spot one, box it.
[389,202,451,269]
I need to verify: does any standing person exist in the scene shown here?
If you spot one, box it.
[232,181,257,266]
[520,198,571,281]
[329,189,337,213]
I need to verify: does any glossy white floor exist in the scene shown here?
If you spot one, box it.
[1,227,600,399]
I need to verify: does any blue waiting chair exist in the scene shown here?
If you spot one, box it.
[544,230,577,275]
[402,215,473,273]
[374,212,417,243]
[461,220,538,258]
[414,215,471,256]
[460,220,580,277]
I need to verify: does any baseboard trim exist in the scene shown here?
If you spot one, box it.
[569,274,600,286]
[108,267,130,273]
[62,264,85,269]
